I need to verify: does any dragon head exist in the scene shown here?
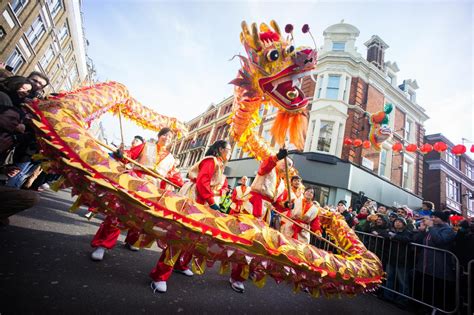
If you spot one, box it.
[233,21,317,112]
[230,21,318,151]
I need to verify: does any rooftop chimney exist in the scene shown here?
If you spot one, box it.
[364,35,389,71]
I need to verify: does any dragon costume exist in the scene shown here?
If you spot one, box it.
[28,21,383,297]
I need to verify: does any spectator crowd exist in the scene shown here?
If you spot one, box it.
[0,67,52,226]
[331,198,474,312]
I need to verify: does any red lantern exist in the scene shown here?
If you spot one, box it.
[362,140,371,149]
[419,143,433,154]
[471,145,474,153]
[433,141,448,153]
[406,144,418,153]
[353,139,362,147]
[343,138,353,146]
[451,144,466,156]
[392,142,403,152]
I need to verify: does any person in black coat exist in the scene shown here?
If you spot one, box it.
[412,211,456,311]
[383,216,413,307]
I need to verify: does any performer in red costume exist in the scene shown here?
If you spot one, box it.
[289,175,304,202]
[229,176,248,215]
[90,128,183,261]
[280,186,322,243]
[229,148,293,293]
[150,140,230,293]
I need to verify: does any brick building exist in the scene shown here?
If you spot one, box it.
[423,134,474,217]
[1,0,89,92]
[171,96,233,168]
[173,21,429,208]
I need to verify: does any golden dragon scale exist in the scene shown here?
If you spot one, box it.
[29,81,383,297]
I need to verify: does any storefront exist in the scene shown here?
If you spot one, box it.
[225,152,422,209]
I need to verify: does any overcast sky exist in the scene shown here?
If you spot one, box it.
[82,0,473,152]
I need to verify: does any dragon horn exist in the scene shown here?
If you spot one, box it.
[270,20,281,36]
[251,22,263,51]
[259,22,270,32]
[241,21,251,37]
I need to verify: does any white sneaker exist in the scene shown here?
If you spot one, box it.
[84,212,94,219]
[91,247,106,261]
[39,183,50,190]
[125,243,140,251]
[174,269,193,277]
[229,278,245,293]
[150,281,167,293]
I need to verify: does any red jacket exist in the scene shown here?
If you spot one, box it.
[195,158,227,206]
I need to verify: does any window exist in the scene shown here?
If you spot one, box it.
[446,176,460,203]
[10,0,28,15]
[446,150,460,169]
[52,62,61,78]
[317,121,334,152]
[47,0,62,18]
[467,191,474,217]
[404,118,414,143]
[402,160,414,191]
[62,78,72,91]
[18,38,31,57]
[466,164,473,180]
[313,185,330,206]
[63,42,73,58]
[326,75,340,100]
[307,119,316,150]
[58,22,69,43]
[258,104,265,117]
[53,40,60,53]
[25,15,46,47]
[40,44,55,69]
[262,128,272,143]
[69,65,79,84]
[379,148,388,177]
[342,76,349,101]
[6,48,25,73]
[332,42,345,52]
[232,147,241,160]
[3,10,15,29]
[317,75,323,98]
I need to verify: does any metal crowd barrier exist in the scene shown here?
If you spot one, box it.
[311,230,462,314]
[463,259,473,315]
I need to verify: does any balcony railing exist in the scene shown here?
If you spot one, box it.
[189,139,206,150]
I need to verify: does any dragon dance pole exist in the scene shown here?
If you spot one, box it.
[118,104,125,145]
[94,139,181,189]
[272,209,351,256]
[283,145,292,204]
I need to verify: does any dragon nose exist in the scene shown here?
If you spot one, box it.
[294,48,317,68]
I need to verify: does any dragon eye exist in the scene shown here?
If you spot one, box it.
[285,45,295,55]
[266,50,279,62]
